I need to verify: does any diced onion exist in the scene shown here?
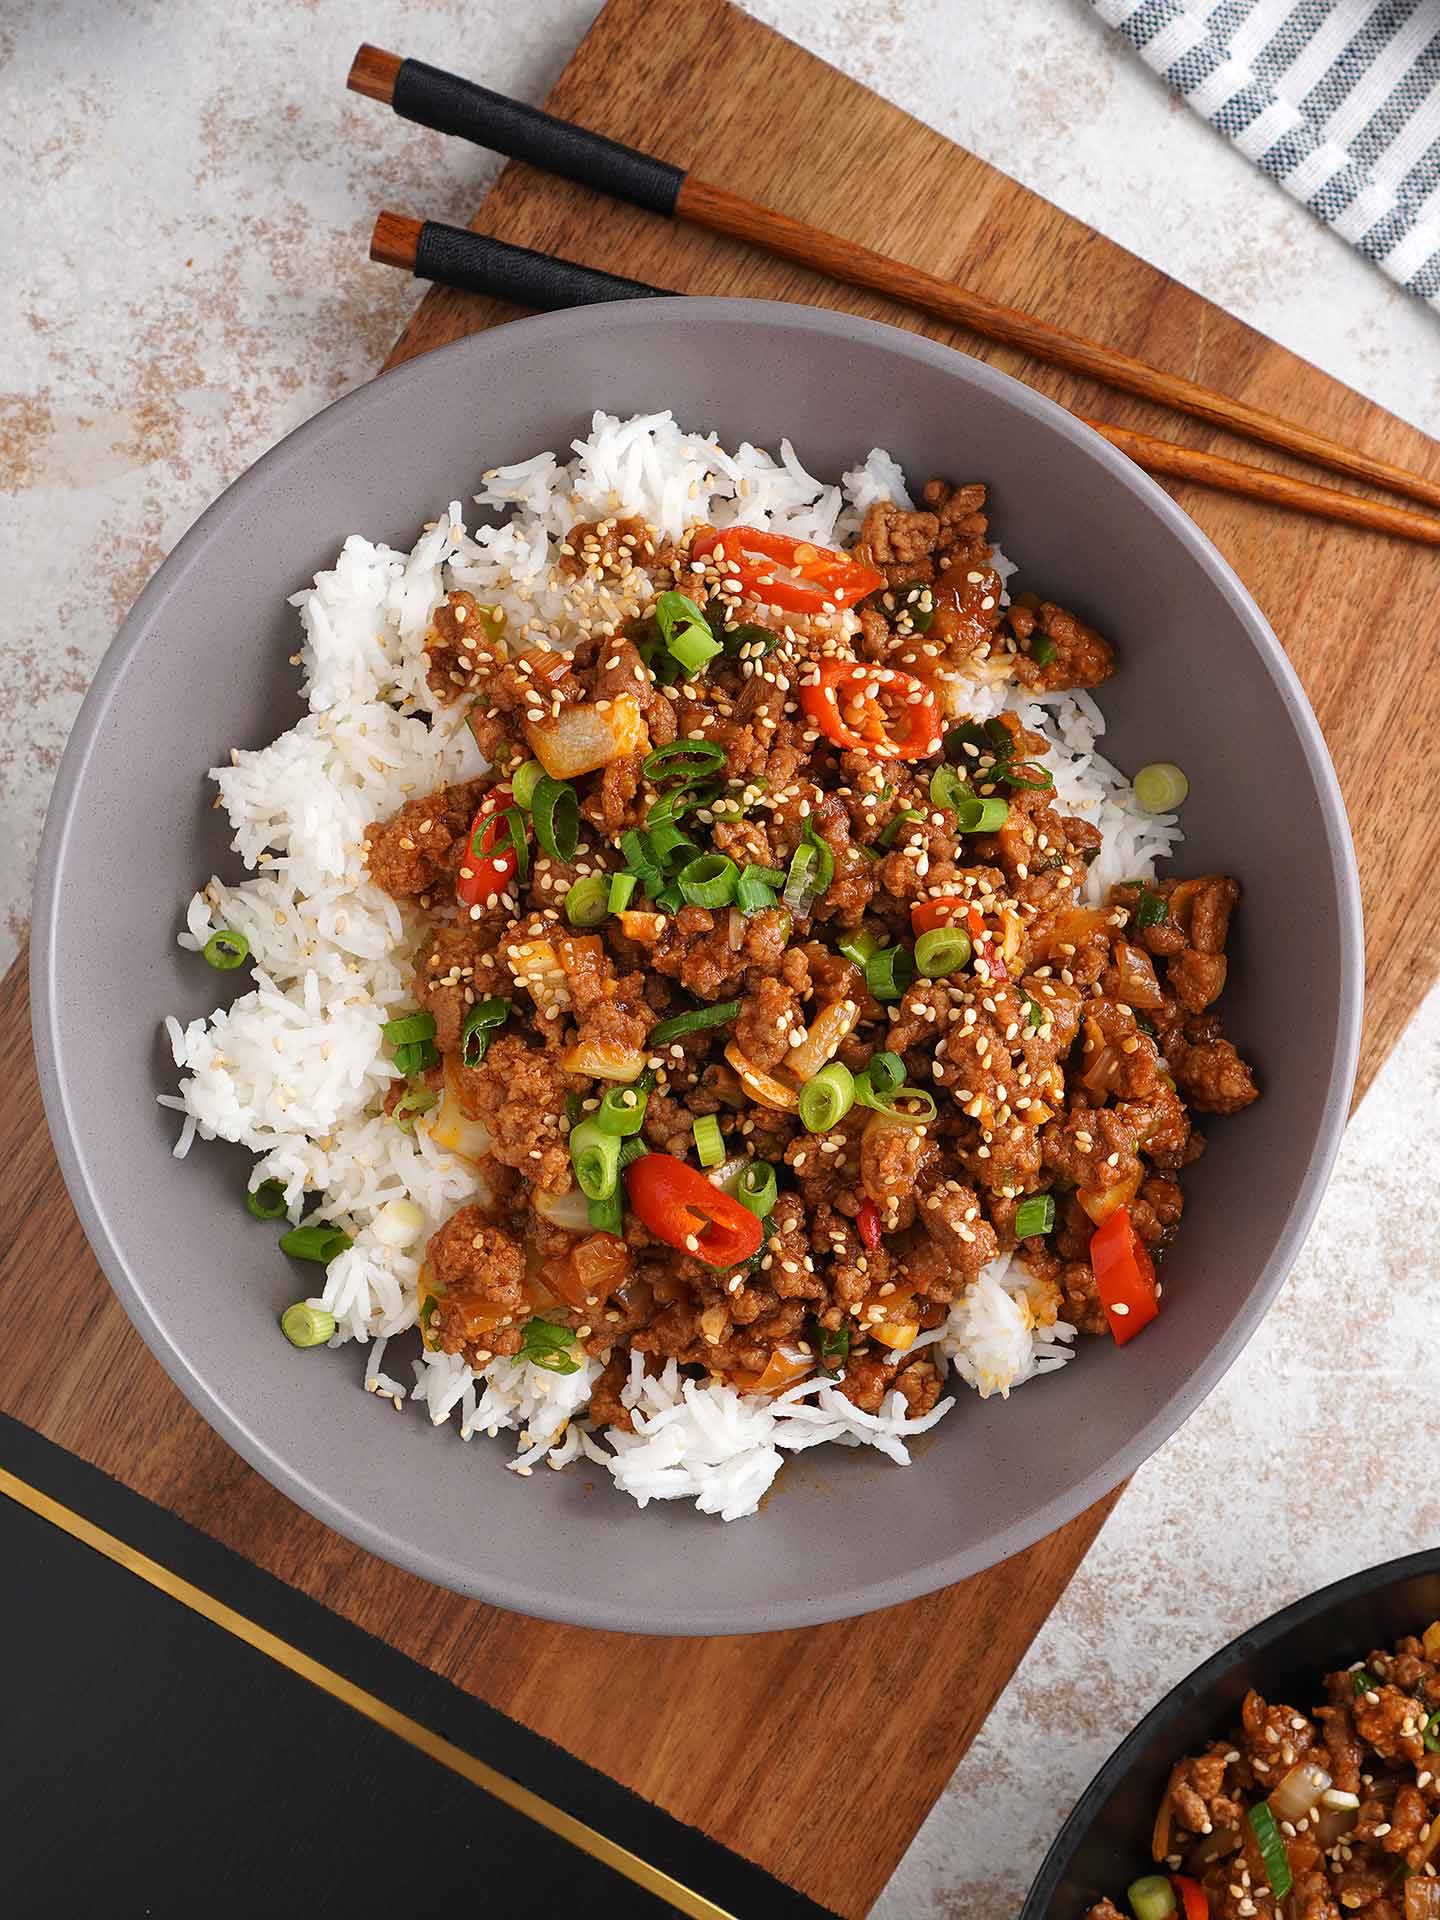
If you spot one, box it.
[1424,1621,1440,1662]
[533,1186,594,1232]
[1077,1168,1142,1226]
[1406,1877,1440,1920]
[427,1060,492,1165]
[372,1199,425,1248]
[724,1042,799,1111]
[787,997,860,1080]
[1267,1759,1331,1824]
[872,1320,918,1352]
[617,910,667,944]
[524,692,649,778]
[560,1037,648,1082]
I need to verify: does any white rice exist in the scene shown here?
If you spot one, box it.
[160,410,1180,1521]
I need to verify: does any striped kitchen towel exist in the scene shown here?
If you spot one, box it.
[1090,0,1440,306]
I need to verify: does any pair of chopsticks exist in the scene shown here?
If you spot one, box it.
[349,44,1440,548]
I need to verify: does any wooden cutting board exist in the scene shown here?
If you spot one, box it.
[5,1,1438,1912]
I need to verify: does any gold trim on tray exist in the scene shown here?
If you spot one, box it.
[0,1465,738,1920]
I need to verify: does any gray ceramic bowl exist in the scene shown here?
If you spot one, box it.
[31,300,1362,1634]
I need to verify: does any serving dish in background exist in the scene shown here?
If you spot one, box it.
[29,298,1362,1633]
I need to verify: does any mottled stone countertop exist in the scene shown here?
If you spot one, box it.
[3,3,1437,1915]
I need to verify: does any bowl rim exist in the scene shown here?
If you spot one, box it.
[28,296,1364,1631]
[1020,1546,1440,1916]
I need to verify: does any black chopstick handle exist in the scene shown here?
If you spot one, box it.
[412,222,672,309]
[393,57,685,217]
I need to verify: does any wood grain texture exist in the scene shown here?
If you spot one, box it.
[6,1,1438,1913]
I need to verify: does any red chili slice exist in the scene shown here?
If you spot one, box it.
[456,784,524,909]
[1090,1205,1159,1346]
[690,525,883,614]
[624,1155,762,1271]
[798,658,942,761]
[1168,1877,1208,1920]
[856,1200,882,1250]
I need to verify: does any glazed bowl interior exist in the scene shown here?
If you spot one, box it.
[1022,1553,1440,1916]
[30,299,1361,1634]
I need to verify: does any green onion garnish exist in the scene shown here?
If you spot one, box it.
[864,944,915,1001]
[914,925,972,976]
[564,874,610,926]
[693,1114,725,1167]
[802,820,836,892]
[652,881,685,912]
[782,840,818,913]
[928,765,970,811]
[879,1088,938,1127]
[519,1317,582,1375]
[643,738,727,780]
[1022,996,1044,1032]
[510,759,545,809]
[997,761,1053,791]
[1030,634,1057,668]
[531,775,579,863]
[1135,888,1169,932]
[722,621,780,657]
[618,1134,650,1170]
[736,1161,777,1218]
[815,1321,850,1370]
[954,794,1010,833]
[942,721,990,765]
[876,807,923,849]
[279,1224,352,1263]
[735,862,785,914]
[477,805,529,882]
[384,1011,437,1048]
[587,1190,623,1236]
[203,928,250,970]
[677,852,740,908]
[569,1118,621,1200]
[391,1082,439,1133]
[798,1062,855,1133]
[1014,1193,1055,1238]
[459,996,509,1069]
[280,1303,336,1348]
[895,580,934,632]
[393,1038,439,1076]
[1124,1876,1176,1920]
[864,1051,905,1096]
[1133,761,1189,813]
[655,591,722,674]
[1423,1717,1440,1757]
[837,929,881,969]
[648,1000,742,1047]
[245,1179,287,1221]
[1247,1803,1292,1902]
[1351,1667,1380,1695]
[645,819,696,864]
[608,871,638,913]
[597,1084,648,1137]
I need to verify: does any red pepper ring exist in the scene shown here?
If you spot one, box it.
[856,1200,883,1250]
[456,783,526,909]
[624,1154,763,1271]
[1090,1205,1160,1346]
[798,657,943,761]
[1168,1876,1208,1920]
[690,525,883,614]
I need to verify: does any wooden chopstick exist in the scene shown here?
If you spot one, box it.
[350,44,1440,516]
[368,212,1440,550]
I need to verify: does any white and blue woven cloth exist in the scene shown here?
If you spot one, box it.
[1091,0,1440,306]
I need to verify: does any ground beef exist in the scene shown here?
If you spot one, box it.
[1168,1033,1260,1115]
[424,590,505,703]
[734,975,803,1071]
[365,777,487,899]
[1006,599,1116,692]
[414,924,507,1054]
[454,1032,576,1191]
[428,1208,526,1361]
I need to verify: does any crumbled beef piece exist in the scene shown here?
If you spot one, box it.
[585,1355,634,1433]
[1040,1105,1144,1195]
[1129,1173,1184,1251]
[763,1193,824,1300]
[916,1174,1000,1278]
[413,924,507,1054]
[424,589,506,702]
[854,500,940,582]
[1353,1684,1426,1767]
[859,1119,934,1232]
[1168,1032,1260,1115]
[365,777,487,899]
[454,1032,576,1191]
[428,1207,526,1361]
[1242,1688,1317,1782]
[734,975,803,1072]
[1058,1259,1107,1335]
[558,514,652,578]
[1006,599,1116,692]
[1168,1744,1247,1835]
[921,477,992,570]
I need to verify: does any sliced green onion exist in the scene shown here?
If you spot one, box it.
[1423,1717,1440,1757]
[783,841,818,913]
[279,1224,352,1263]
[895,580,934,632]
[608,871,638,913]
[802,820,836,893]
[1135,888,1169,932]
[984,718,1016,759]
[531,775,579,863]
[384,1011,437,1047]
[510,759,545,809]
[1134,761,1189,813]
[722,621,780,657]
[280,1303,336,1348]
[735,862,785,913]
[693,1115,725,1167]
[865,944,915,1001]
[798,1062,855,1133]
[245,1179,287,1221]
[570,1118,621,1200]
[1014,1193,1056,1239]
[954,794,1010,833]
[203,928,250,970]
[564,1091,583,1129]
[736,1161,777,1218]
[877,1088,937,1128]
[654,591,722,674]
[1125,1876,1176,1920]
[998,761,1053,792]
[1030,634,1057,668]
[477,805,529,882]
[1351,1667,1380,1696]
[648,1000,741,1047]
[929,765,970,811]
[1022,995,1044,1032]
[652,881,685,912]
[393,1038,439,1076]
[519,1317,581,1375]
[597,1084,648,1137]
[815,1321,850,1370]
[618,1134,650,1170]
[837,929,881,969]
[391,1082,439,1133]
[587,1190,623,1236]
[943,721,990,765]
[564,874,610,926]
[645,819,696,864]
[864,1050,904,1095]
[459,996,509,1069]
[678,852,740,908]
[876,807,923,849]
[914,926,972,976]
[643,738,727,780]
[1247,1803,1292,1902]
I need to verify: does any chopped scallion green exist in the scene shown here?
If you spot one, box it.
[693,1114,725,1166]
[736,1161,777,1218]
[1134,761,1189,813]
[245,1179,287,1221]
[798,1061,855,1133]
[1014,1193,1055,1239]
[564,874,610,926]
[914,925,972,976]
[648,1000,741,1047]
[280,1303,336,1349]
